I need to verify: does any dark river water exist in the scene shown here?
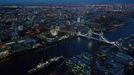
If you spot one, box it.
[0,18,134,75]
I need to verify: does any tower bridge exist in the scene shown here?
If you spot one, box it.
[77,28,121,48]
[47,27,121,49]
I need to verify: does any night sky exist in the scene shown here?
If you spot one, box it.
[0,0,134,5]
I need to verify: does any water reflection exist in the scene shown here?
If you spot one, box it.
[88,41,93,49]
[77,37,81,43]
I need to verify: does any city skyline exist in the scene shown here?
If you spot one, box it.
[0,0,134,5]
[0,1,134,75]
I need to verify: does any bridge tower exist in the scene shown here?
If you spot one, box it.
[99,31,104,40]
[100,31,103,36]
[87,28,92,39]
[77,31,81,36]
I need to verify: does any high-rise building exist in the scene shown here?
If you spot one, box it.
[77,17,81,23]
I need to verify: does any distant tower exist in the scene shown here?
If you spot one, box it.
[59,11,62,26]
[77,16,84,26]
[88,28,92,38]
[77,17,81,23]
[81,16,85,26]
[12,24,19,40]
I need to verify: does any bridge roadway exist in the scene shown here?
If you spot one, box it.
[77,32,120,48]
[58,28,120,48]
